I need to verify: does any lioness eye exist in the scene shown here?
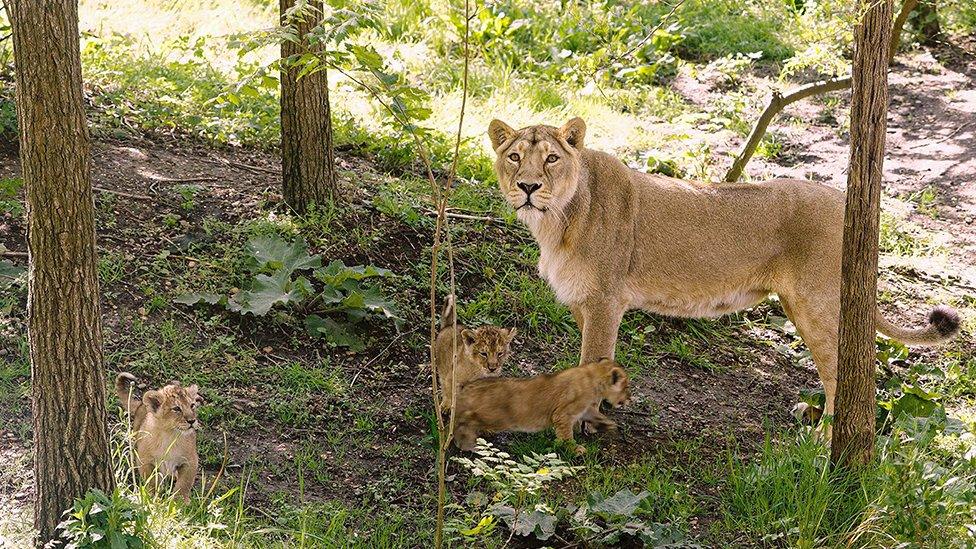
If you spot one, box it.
[546,154,559,163]
[508,153,520,162]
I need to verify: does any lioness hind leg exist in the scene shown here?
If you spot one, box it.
[781,294,838,441]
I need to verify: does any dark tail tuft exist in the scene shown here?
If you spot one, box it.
[440,294,456,331]
[929,305,961,338]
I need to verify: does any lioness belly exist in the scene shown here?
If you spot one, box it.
[628,286,770,318]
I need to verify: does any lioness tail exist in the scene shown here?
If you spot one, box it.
[875,305,961,346]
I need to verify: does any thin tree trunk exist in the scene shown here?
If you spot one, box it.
[280,0,337,213]
[831,0,893,469]
[8,0,115,543]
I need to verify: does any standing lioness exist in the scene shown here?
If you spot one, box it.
[488,117,960,422]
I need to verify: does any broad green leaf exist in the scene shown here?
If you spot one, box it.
[246,236,321,275]
[174,292,225,306]
[589,489,650,518]
[228,270,307,316]
[0,259,25,289]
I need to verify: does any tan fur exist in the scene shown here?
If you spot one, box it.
[454,359,631,454]
[488,117,961,429]
[116,373,201,502]
[434,295,516,410]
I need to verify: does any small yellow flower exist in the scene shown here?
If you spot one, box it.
[536,467,551,475]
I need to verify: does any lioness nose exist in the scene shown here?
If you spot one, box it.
[516,181,542,196]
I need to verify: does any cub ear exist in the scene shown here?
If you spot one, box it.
[504,327,517,343]
[488,119,516,151]
[560,117,586,149]
[609,366,626,386]
[143,390,163,412]
[461,329,476,346]
[187,384,203,405]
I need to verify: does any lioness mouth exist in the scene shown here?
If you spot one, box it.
[517,201,547,212]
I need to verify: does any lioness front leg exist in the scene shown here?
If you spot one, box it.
[578,303,624,365]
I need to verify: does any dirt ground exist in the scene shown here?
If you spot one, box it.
[1,42,974,543]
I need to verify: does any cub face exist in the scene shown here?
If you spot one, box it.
[488,118,586,224]
[144,383,202,433]
[462,326,517,375]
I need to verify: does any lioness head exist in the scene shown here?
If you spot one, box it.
[143,382,202,433]
[592,359,631,408]
[462,326,517,375]
[488,118,586,224]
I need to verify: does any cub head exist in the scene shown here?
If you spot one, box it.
[488,117,586,224]
[592,359,631,408]
[143,382,202,433]
[461,326,517,376]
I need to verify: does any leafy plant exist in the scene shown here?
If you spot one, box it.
[57,488,151,549]
[0,177,23,216]
[176,235,398,350]
[566,489,693,546]
[450,439,581,542]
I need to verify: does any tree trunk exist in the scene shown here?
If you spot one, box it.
[8,0,115,544]
[280,0,337,213]
[831,0,893,469]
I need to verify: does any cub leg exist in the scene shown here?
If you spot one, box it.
[174,459,197,503]
[578,302,625,365]
[439,369,454,411]
[581,405,617,435]
[553,412,586,455]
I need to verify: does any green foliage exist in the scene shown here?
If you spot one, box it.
[0,256,25,291]
[57,488,150,549]
[0,177,23,216]
[450,439,581,542]
[566,489,692,546]
[176,235,398,350]
[723,417,976,547]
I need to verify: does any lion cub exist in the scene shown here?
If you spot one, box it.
[116,372,201,502]
[434,295,516,410]
[454,359,631,454]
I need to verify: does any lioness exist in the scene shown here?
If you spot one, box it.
[488,117,960,423]
[454,359,631,454]
[116,373,201,502]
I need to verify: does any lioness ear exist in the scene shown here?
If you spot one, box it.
[461,329,476,346]
[488,119,516,151]
[560,117,586,149]
[143,390,163,412]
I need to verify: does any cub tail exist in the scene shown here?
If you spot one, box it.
[116,372,141,417]
[875,305,961,346]
[440,294,457,331]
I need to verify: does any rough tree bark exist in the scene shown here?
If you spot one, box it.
[831,0,893,468]
[280,0,338,213]
[724,0,918,183]
[7,0,115,543]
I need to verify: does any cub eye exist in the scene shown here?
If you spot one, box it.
[480,352,488,357]
[172,406,181,412]
[508,153,520,162]
[546,154,559,163]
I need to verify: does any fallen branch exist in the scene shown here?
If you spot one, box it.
[424,209,498,223]
[208,157,279,175]
[147,175,219,183]
[93,186,153,201]
[906,120,973,150]
[724,0,918,183]
[1,250,28,258]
